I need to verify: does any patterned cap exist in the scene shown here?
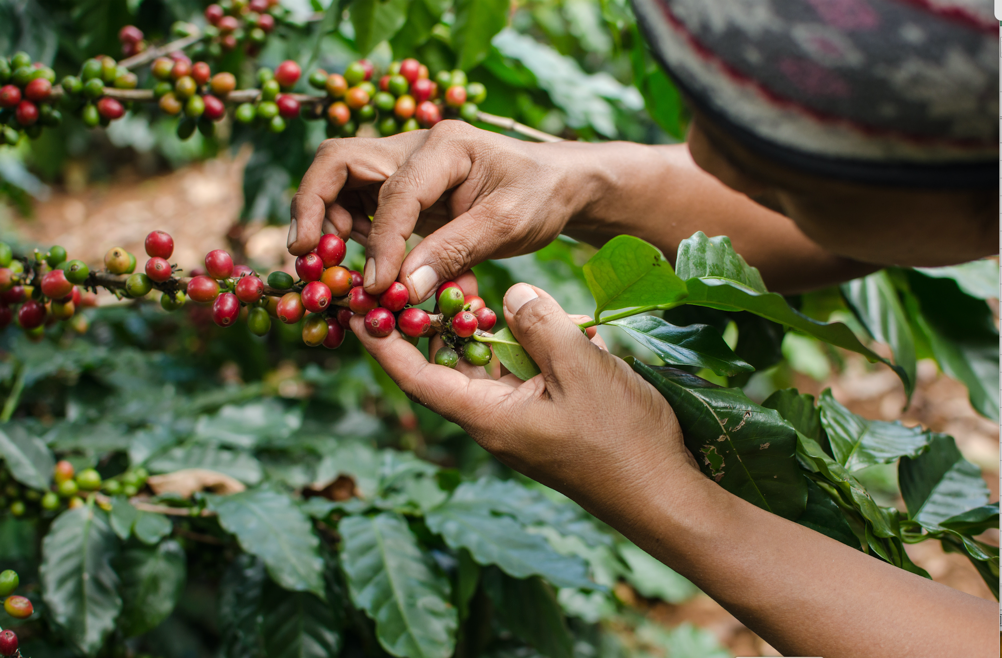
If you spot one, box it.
[632,0,998,187]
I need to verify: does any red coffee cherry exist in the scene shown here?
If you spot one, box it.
[171,60,192,80]
[445,85,467,108]
[220,34,237,51]
[24,78,52,102]
[474,307,497,331]
[295,252,324,282]
[211,293,240,327]
[323,317,345,348]
[70,287,82,306]
[348,286,378,314]
[364,307,395,337]
[411,78,435,104]
[257,13,275,32]
[327,101,350,126]
[3,595,31,619]
[145,230,174,258]
[0,85,21,108]
[379,282,409,312]
[41,270,73,299]
[203,94,226,121]
[191,62,211,86]
[204,4,224,24]
[0,305,12,329]
[0,268,12,291]
[277,292,304,324]
[357,59,374,81]
[18,300,45,329]
[119,24,144,43]
[436,280,459,301]
[276,94,300,119]
[452,310,478,337]
[394,95,416,121]
[321,266,352,296]
[345,86,369,110]
[415,101,441,127]
[349,270,363,288]
[217,15,239,33]
[186,275,220,303]
[96,97,125,120]
[235,276,264,303]
[145,257,173,282]
[399,58,420,84]
[233,264,255,278]
[15,100,38,126]
[301,280,332,313]
[316,234,346,267]
[464,295,485,312]
[274,60,301,88]
[301,314,329,346]
[0,628,17,657]
[398,307,431,338]
[336,307,353,330]
[249,0,268,12]
[204,249,234,279]
[1,286,25,304]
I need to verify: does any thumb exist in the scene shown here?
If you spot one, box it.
[400,207,495,303]
[503,283,596,389]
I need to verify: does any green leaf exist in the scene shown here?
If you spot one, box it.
[350,0,411,56]
[425,484,594,589]
[482,567,573,658]
[40,507,122,656]
[218,554,267,658]
[915,260,998,300]
[339,513,457,658]
[582,235,688,319]
[629,361,807,520]
[898,434,989,528]
[842,271,916,396]
[109,497,139,540]
[453,0,510,70]
[762,389,826,447]
[454,549,480,621]
[148,443,263,484]
[193,400,302,449]
[133,512,173,545]
[488,327,541,381]
[796,478,860,549]
[818,390,930,471]
[675,232,766,292]
[938,503,999,536]
[636,621,731,658]
[610,314,752,376]
[207,487,326,599]
[261,580,343,658]
[0,423,53,489]
[389,0,445,56]
[116,540,186,637]
[618,542,698,603]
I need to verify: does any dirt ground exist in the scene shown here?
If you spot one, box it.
[9,156,999,657]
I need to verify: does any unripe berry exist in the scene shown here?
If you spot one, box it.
[463,341,492,367]
[434,346,459,368]
[276,94,300,119]
[144,230,174,258]
[345,87,369,111]
[322,317,345,348]
[41,491,60,511]
[0,268,13,292]
[358,59,374,81]
[151,57,174,80]
[3,595,31,619]
[246,307,271,336]
[125,273,152,297]
[205,249,234,279]
[97,97,125,120]
[18,300,45,329]
[24,77,51,102]
[41,269,73,299]
[394,94,416,121]
[267,271,294,289]
[145,257,172,282]
[15,100,38,126]
[58,478,78,497]
[349,270,363,288]
[320,266,352,296]
[325,73,348,98]
[363,307,396,337]
[235,276,264,303]
[302,314,329,346]
[76,468,102,490]
[445,85,466,108]
[399,58,420,84]
[191,61,211,85]
[438,286,465,318]
[274,60,301,88]
[50,300,75,321]
[474,307,497,331]
[452,310,478,337]
[187,275,220,303]
[415,100,441,127]
[465,295,485,312]
[316,234,346,267]
[54,459,74,484]
[379,281,409,312]
[387,74,409,97]
[212,292,240,327]
[161,291,186,311]
[348,286,378,314]
[0,628,15,657]
[159,92,182,115]
[277,292,304,324]
[301,280,332,312]
[295,252,324,282]
[9,501,25,517]
[0,571,18,598]
[210,72,236,96]
[336,307,353,330]
[398,307,431,338]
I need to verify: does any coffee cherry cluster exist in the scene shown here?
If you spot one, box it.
[231,60,302,134]
[0,568,29,657]
[150,53,231,138]
[200,0,281,58]
[0,52,62,145]
[430,281,496,368]
[59,54,140,131]
[117,25,148,58]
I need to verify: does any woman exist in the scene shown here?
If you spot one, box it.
[287,1,998,656]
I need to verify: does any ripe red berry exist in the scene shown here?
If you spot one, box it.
[257,13,275,32]
[0,305,12,329]
[323,317,345,348]
[276,94,300,119]
[235,276,264,303]
[399,58,420,84]
[411,78,435,104]
[0,628,17,657]
[398,307,431,338]
[415,100,441,128]
[145,230,174,258]
[349,270,363,288]
[357,59,374,81]
[327,101,350,126]
[191,62,211,86]
[1,286,25,304]
[321,266,352,296]
[465,295,485,312]
[233,264,255,278]
[217,15,239,33]
[301,280,332,312]
[249,0,268,12]
[348,286,378,314]
[220,34,237,51]
[145,257,172,282]
[119,25,144,43]
[15,100,38,126]
[277,292,304,324]
[275,60,301,88]
[205,4,224,23]
[186,275,220,303]
[345,86,369,110]
[364,307,396,337]
[379,282,409,312]
[205,249,234,279]
[436,281,460,301]
[24,78,52,102]
[41,270,73,299]
[378,75,391,92]
[295,252,324,282]
[445,85,466,108]
[202,94,226,121]
[18,300,45,329]
[171,60,192,81]
[336,307,353,330]
[96,97,125,120]
[474,307,496,331]
[452,310,478,337]
[0,85,21,108]
[212,292,240,327]
[316,234,346,267]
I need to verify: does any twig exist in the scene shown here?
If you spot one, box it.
[475,110,563,143]
[119,32,205,70]
[94,492,215,517]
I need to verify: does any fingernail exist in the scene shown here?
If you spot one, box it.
[408,265,438,301]
[364,258,376,288]
[504,283,537,315]
[322,219,336,235]
[287,218,297,248]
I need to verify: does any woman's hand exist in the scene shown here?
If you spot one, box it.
[350,277,702,519]
[289,122,605,303]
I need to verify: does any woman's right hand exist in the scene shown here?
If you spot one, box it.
[288,120,601,302]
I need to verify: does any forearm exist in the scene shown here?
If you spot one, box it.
[605,474,997,658]
[555,141,877,293]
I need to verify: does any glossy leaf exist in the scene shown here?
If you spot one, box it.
[133,512,172,545]
[618,542,698,603]
[40,507,122,656]
[350,0,411,56]
[674,232,766,292]
[340,513,457,658]
[207,487,326,599]
[110,497,139,540]
[482,567,573,658]
[261,580,343,658]
[0,423,53,489]
[218,554,267,658]
[762,389,826,447]
[488,327,541,382]
[898,433,990,528]
[818,390,930,471]
[796,478,860,549]
[842,270,916,396]
[915,260,998,300]
[148,443,263,484]
[453,0,509,70]
[117,540,186,637]
[610,314,752,376]
[193,400,302,449]
[938,503,999,535]
[582,235,687,319]
[629,361,807,520]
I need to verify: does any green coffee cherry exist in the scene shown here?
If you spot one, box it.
[9,500,24,517]
[46,245,67,267]
[0,59,9,84]
[257,101,279,120]
[62,75,83,95]
[308,69,328,89]
[267,271,294,289]
[125,272,153,297]
[185,95,205,118]
[81,58,103,81]
[268,115,286,133]
[438,286,465,318]
[247,307,271,336]
[11,52,32,70]
[467,82,487,104]
[65,260,90,284]
[83,78,104,99]
[82,103,100,127]
[58,478,78,497]
[122,484,138,497]
[0,242,11,267]
[41,491,60,511]
[261,79,280,100]
[235,103,256,124]
[463,341,492,367]
[125,251,137,274]
[257,67,274,84]
[103,479,122,495]
[76,468,102,491]
[460,102,478,123]
[434,347,459,369]
[0,570,17,597]
[11,67,32,87]
[373,91,395,112]
[378,116,397,136]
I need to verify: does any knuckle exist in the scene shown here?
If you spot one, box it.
[516,299,558,337]
[427,119,467,142]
